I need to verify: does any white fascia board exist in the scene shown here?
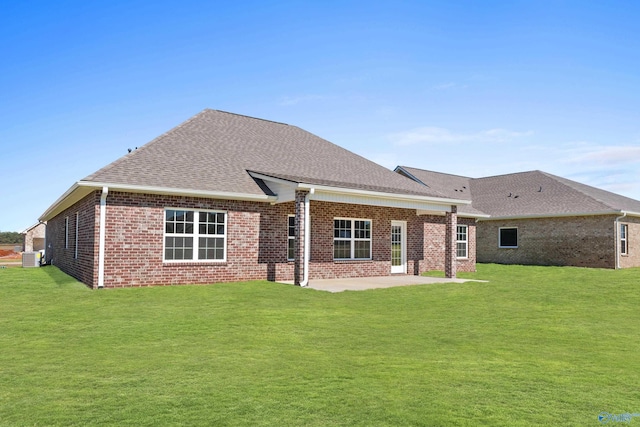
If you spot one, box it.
[477,210,634,221]
[77,181,277,202]
[296,183,470,206]
[39,181,277,222]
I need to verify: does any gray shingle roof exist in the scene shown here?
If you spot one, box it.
[84,109,449,199]
[397,167,640,218]
[396,166,487,217]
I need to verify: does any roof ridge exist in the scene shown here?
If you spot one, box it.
[399,166,472,180]
[209,109,289,126]
[472,169,541,181]
[537,170,619,211]
[83,109,212,181]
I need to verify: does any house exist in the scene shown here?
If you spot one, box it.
[39,110,484,288]
[395,166,640,269]
[21,222,46,252]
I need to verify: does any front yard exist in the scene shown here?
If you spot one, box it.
[1,264,639,426]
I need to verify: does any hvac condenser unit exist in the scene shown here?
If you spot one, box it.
[22,252,40,268]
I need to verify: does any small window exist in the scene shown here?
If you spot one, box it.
[74,212,79,259]
[334,218,371,260]
[456,225,468,259]
[287,215,295,261]
[64,217,69,249]
[499,227,518,248]
[164,209,226,262]
[621,224,628,255]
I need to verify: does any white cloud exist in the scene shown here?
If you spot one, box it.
[389,126,533,147]
[567,145,640,165]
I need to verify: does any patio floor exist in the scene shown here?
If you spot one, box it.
[278,275,485,293]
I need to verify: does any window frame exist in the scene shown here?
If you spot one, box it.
[287,215,295,261]
[163,208,227,263]
[621,223,628,256]
[64,216,69,250]
[499,227,518,248]
[333,217,372,261]
[456,224,468,259]
[74,212,79,259]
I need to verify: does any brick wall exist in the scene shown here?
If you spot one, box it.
[476,215,619,268]
[45,192,98,284]
[620,216,640,268]
[47,191,476,288]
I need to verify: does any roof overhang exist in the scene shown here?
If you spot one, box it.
[477,210,640,221]
[248,171,471,212]
[39,181,278,222]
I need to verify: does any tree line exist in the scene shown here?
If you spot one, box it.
[0,232,22,244]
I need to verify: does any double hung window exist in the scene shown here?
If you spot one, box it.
[456,225,468,258]
[164,209,226,261]
[334,218,371,260]
[621,224,628,255]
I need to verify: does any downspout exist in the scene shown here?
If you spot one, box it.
[97,187,109,288]
[615,211,627,269]
[300,188,314,287]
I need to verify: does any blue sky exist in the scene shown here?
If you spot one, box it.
[2,0,639,232]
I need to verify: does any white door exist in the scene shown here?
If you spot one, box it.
[391,221,407,274]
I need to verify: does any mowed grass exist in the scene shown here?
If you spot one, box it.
[1,265,639,426]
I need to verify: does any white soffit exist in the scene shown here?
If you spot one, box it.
[311,191,452,212]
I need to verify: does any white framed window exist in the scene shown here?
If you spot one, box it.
[74,212,79,259]
[164,208,226,262]
[287,215,295,261]
[64,216,69,249]
[456,225,468,259]
[499,227,518,248]
[334,218,372,260]
[621,224,628,255]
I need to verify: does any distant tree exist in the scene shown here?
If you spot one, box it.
[0,232,22,244]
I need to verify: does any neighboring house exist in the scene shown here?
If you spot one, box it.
[21,223,46,252]
[396,166,640,269]
[40,110,482,289]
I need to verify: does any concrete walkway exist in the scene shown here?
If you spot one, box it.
[279,275,484,293]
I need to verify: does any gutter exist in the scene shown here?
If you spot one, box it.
[97,187,108,288]
[615,211,627,269]
[300,188,314,287]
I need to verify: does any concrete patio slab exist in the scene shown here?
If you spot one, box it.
[278,275,485,293]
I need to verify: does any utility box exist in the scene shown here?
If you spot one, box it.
[22,252,40,268]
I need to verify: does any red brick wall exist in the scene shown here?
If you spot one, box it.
[44,192,98,284]
[476,215,619,268]
[47,191,476,288]
[620,216,640,268]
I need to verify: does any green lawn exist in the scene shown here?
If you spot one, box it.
[1,264,639,426]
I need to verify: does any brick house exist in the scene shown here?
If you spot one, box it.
[21,222,46,252]
[39,110,483,289]
[396,167,640,269]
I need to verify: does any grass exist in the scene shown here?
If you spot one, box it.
[1,264,639,426]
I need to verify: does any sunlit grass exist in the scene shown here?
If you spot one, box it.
[1,264,639,425]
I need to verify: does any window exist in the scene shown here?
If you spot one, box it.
[621,224,628,255]
[74,213,79,259]
[499,227,518,248]
[334,218,371,260]
[288,215,295,261]
[64,217,69,249]
[456,225,468,258]
[164,209,226,262]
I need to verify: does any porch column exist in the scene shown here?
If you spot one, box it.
[445,205,457,278]
[294,190,309,286]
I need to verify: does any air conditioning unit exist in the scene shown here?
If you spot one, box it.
[22,252,40,268]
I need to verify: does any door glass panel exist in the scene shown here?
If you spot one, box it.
[391,225,402,267]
